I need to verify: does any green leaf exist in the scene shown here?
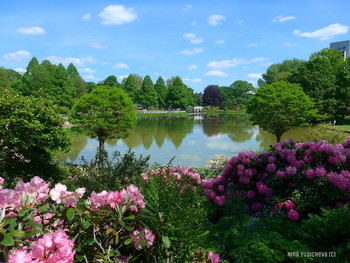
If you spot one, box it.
[115,232,119,245]
[105,228,113,235]
[162,235,171,249]
[123,215,135,220]
[139,240,148,247]
[124,238,133,245]
[124,226,133,232]
[82,220,91,230]
[1,233,14,246]
[9,230,25,237]
[66,208,75,221]
[119,221,125,227]
[24,221,43,230]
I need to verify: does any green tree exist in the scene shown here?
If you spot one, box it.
[122,74,143,103]
[72,76,88,98]
[67,63,80,78]
[154,76,168,109]
[26,57,39,73]
[230,80,256,109]
[0,90,70,181]
[86,81,97,93]
[247,81,317,142]
[138,75,158,109]
[166,76,189,109]
[0,68,10,90]
[259,59,304,87]
[104,75,120,87]
[289,49,350,119]
[71,86,137,163]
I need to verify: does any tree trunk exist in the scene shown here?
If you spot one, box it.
[276,133,282,143]
[98,137,105,168]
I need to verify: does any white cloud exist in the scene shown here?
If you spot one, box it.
[45,56,95,66]
[216,39,225,44]
[283,42,295,46]
[118,75,128,81]
[99,5,137,25]
[249,43,259,47]
[188,65,197,70]
[79,68,96,74]
[272,15,296,23]
[90,42,106,49]
[205,70,229,77]
[180,47,204,55]
[14,68,26,74]
[83,75,98,81]
[183,33,203,44]
[247,73,262,79]
[183,4,192,10]
[3,50,32,61]
[208,14,225,26]
[16,26,46,35]
[192,78,202,82]
[293,23,348,40]
[113,63,129,69]
[82,13,91,20]
[207,57,269,70]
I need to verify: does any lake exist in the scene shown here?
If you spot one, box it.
[57,114,310,168]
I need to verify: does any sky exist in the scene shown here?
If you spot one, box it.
[0,0,349,93]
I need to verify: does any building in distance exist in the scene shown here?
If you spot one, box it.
[330,40,350,58]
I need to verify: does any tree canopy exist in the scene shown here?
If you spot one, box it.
[71,86,137,162]
[247,81,317,142]
[202,85,224,106]
[0,90,70,181]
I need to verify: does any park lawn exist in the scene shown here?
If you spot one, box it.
[333,125,350,132]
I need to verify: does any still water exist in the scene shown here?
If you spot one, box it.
[58,114,310,168]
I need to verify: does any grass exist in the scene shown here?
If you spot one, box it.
[333,125,350,132]
[203,109,250,115]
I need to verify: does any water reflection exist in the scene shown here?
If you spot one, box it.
[58,115,310,167]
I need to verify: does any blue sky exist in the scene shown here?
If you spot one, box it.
[0,0,349,92]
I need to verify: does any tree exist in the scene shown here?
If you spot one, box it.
[71,86,137,163]
[104,75,120,87]
[138,75,158,109]
[229,80,255,109]
[122,74,143,103]
[0,68,10,90]
[67,63,80,78]
[0,90,70,181]
[289,49,350,119]
[247,81,317,142]
[202,85,224,106]
[154,76,168,109]
[26,57,39,73]
[72,76,88,98]
[166,76,190,109]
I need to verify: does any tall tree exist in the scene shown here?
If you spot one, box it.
[154,76,168,109]
[0,90,70,181]
[229,80,255,109]
[122,74,143,103]
[0,68,10,90]
[290,49,350,119]
[71,86,137,163]
[247,81,317,142]
[166,76,189,109]
[104,75,120,87]
[67,63,80,78]
[26,57,39,73]
[202,85,224,106]
[139,75,158,109]
[72,76,88,98]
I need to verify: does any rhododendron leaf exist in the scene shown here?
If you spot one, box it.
[67,208,75,221]
[82,220,91,230]
[24,221,42,230]
[119,221,126,227]
[106,228,113,235]
[123,215,135,220]
[162,235,171,249]
[138,231,145,238]
[124,238,133,245]
[115,232,119,245]
[9,230,25,237]
[124,226,133,232]
[2,218,16,226]
[139,241,148,247]
[1,233,14,246]
[22,213,32,221]
[38,205,50,212]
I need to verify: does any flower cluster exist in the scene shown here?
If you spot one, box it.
[131,228,156,249]
[204,138,350,221]
[89,184,145,212]
[205,155,229,173]
[8,230,75,263]
[50,183,86,208]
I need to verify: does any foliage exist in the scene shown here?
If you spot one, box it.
[289,49,350,119]
[104,75,120,88]
[122,74,143,103]
[72,76,88,98]
[139,166,217,262]
[138,75,158,109]
[202,85,224,107]
[166,76,191,109]
[63,150,150,193]
[247,81,317,142]
[0,90,70,182]
[71,85,137,161]
[304,123,348,144]
[154,76,168,109]
[67,63,79,79]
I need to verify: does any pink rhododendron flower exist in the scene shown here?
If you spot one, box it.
[208,251,221,263]
[217,185,225,192]
[50,183,86,208]
[7,249,33,263]
[266,163,276,173]
[131,228,155,249]
[284,200,295,210]
[246,190,256,200]
[250,202,263,211]
[215,195,225,207]
[287,209,299,221]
